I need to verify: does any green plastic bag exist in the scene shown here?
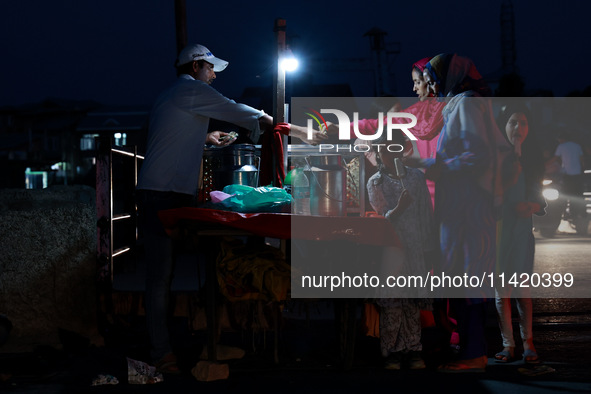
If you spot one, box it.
[218,184,293,213]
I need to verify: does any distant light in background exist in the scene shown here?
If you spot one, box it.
[25,168,48,189]
[80,134,100,151]
[113,132,127,147]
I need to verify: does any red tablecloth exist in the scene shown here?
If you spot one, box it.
[158,208,401,247]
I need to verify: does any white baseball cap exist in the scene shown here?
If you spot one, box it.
[176,44,229,72]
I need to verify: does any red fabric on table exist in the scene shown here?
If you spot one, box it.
[159,208,291,239]
[259,123,290,188]
[158,207,402,247]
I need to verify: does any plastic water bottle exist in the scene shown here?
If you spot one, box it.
[283,167,295,195]
[292,168,310,215]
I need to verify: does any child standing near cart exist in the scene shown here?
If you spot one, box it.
[367,130,437,370]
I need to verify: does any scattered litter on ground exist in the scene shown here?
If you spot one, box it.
[518,365,556,376]
[127,358,163,384]
[91,374,119,386]
[191,361,229,381]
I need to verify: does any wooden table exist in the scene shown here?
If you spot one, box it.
[158,207,401,368]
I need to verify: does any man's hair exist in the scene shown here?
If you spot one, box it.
[176,60,208,76]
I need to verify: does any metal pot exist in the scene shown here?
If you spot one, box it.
[202,144,259,199]
[305,155,346,216]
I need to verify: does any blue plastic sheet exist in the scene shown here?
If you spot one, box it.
[216,184,292,213]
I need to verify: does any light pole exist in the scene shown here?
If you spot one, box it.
[273,18,299,186]
[272,19,287,187]
[273,19,287,126]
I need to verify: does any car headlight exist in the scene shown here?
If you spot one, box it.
[543,188,559,201]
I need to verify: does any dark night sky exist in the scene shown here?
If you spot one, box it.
[2,0,590,108]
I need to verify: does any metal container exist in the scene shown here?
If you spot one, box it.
[216,164,258,188]
[202,144,259,200]
[288,145,367,215]
[305,155,346,216]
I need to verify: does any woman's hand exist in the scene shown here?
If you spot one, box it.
[402,156,423,168]
[206,131,236,146]
[396,189,413,212]
[325,121,339,135]
[425,161,444,181]
[385,189,413,222]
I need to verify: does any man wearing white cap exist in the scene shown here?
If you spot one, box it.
[136,44,325,373]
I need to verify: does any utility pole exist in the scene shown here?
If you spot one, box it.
[308,28,399,96]
[364,27,400,96]
[273,18,287,126]
[174,0,187,56]
[500,0,517,74]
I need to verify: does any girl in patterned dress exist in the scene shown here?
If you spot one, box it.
[367,130,437,370]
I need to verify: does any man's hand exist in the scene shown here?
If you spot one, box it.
[289,124,328,145]
[258,116,328,145]
[206,131,236,147]
[306,129,329,145]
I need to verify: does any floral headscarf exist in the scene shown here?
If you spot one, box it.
[425,53,490,97]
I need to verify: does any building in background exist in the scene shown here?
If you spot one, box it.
[0,99,148,189]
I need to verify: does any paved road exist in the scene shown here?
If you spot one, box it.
[533,229,591,299]
[1,230,590,393]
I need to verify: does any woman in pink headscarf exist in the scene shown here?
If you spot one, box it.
[407,57,446,208]
[332,57,446,209]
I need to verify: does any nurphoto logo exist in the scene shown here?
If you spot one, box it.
[305,108,418,152]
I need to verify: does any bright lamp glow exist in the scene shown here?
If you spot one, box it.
[543,188,560,201]
[280,57,299,72]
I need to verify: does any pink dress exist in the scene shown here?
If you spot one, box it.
[348,99,445,209]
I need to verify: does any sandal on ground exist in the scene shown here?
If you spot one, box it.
[494,349,514,363]
[384,352,402,370]
[523,349,540,364]
[408,351,426,370]
[155,353,181,375]
[437,356,487,373]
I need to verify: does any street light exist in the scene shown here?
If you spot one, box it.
[280,54,299,72]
